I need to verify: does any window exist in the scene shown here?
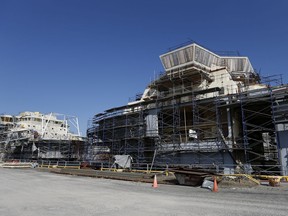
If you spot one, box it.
[219,87,225,95]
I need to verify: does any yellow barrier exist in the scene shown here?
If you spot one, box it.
[252,175,288,181]
[99,167,171,175]
[243,174,260,185]
[39,165,80,169]
[223,174,260,185]
[57,166,81,169]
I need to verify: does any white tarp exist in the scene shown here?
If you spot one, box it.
[189,129,197,138]
[114,155,132,169]
[145,109,158,137]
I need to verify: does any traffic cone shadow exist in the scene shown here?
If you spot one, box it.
[152,175,158,188]
[213,177,218,192]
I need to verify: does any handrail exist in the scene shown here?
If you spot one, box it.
[2,159,285,176]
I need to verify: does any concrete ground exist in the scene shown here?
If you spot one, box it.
[0,168,287,216]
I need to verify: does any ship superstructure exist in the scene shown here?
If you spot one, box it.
[87,43,288,175]
[0,112,84,161]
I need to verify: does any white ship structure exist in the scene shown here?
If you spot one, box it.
[0,112,85,161]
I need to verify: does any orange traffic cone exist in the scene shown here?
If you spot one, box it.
[213,177,218,192]
[152,175,158,188]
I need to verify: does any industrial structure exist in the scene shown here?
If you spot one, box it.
[87,43,288,175]
[0,112,85,161]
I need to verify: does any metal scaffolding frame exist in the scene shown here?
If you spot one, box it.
[2,140,84,161]
[238,88,279,173]
[90,103,148,164]
[88,78,288,174]
[0,112,85,161]
[87,43,287,174]
[89,68,230,167]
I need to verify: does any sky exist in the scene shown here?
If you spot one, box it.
[1,0,288,135]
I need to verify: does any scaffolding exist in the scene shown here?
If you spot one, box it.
[0,112,85,161]
[88,43,287,175]
[89,73,230,166]
[1,140,84,161]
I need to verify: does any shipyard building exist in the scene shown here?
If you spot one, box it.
[87,43,288,175]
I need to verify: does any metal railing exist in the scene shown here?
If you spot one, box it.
[1,159,286,177]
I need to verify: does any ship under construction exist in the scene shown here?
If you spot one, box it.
[0,112,85,161]
[87,42,288,176]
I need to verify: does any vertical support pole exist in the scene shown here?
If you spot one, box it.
[75,117,80,137]
[165,164,169,176]
[240,93,249,167]
[112,113,115,161]
[270,88,287,175]
[124,107,128,155]
[184,107,188,143]
[227,107,232,139]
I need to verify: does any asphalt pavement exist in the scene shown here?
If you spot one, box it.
[0,168,287,216]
